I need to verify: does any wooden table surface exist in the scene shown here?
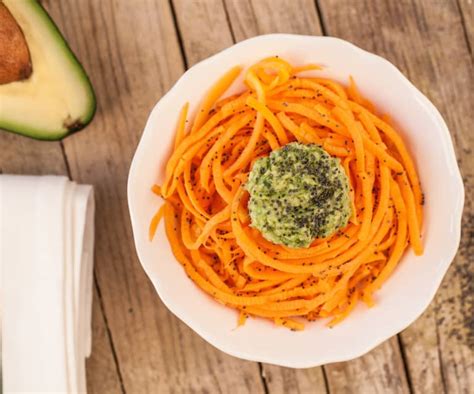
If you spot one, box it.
[2,0,472,393]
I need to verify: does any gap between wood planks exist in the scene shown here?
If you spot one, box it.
[314,0,328,36]
[169,0,189,70]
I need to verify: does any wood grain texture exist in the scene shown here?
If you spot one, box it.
[457,0,473,54]
[325,338,410,394]
[319,0,474,393]
[86,285,124,394]
[399,305,445,394]
[226,0,322,38]
[0,132,66,175]
[262,365,327,394]
[173,0,234,66]
[45,0,264,392]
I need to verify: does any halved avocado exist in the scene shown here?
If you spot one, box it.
[0,0,96,140]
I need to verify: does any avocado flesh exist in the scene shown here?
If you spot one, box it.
[0,0,96,140]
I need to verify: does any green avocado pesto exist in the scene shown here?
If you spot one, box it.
[245,142,351,248]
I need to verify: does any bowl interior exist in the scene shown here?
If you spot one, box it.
[128,35,464,367]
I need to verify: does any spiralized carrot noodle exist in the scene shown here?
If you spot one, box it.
[150,57,424,330]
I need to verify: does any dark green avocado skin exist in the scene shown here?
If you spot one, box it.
[0,0,96,141]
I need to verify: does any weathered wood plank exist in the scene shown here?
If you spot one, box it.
[319,0,474,393]
[47,0,265,392]
[173,0,234,66]
[0,132,66,175]
[261,365,328,394]
[86,285,124,394]
[398,305,444,394]
[325,338,410,394]
[226,0,322,39]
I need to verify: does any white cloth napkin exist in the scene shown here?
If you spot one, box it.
[1,175,95,393]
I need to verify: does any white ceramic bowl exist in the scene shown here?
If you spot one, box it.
[128,35,464,368]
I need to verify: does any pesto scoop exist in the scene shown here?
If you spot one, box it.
[245,142,351,248]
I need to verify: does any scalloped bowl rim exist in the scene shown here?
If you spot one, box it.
[128,34,464,368]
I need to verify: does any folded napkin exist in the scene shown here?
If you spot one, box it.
[1,176,95,393]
